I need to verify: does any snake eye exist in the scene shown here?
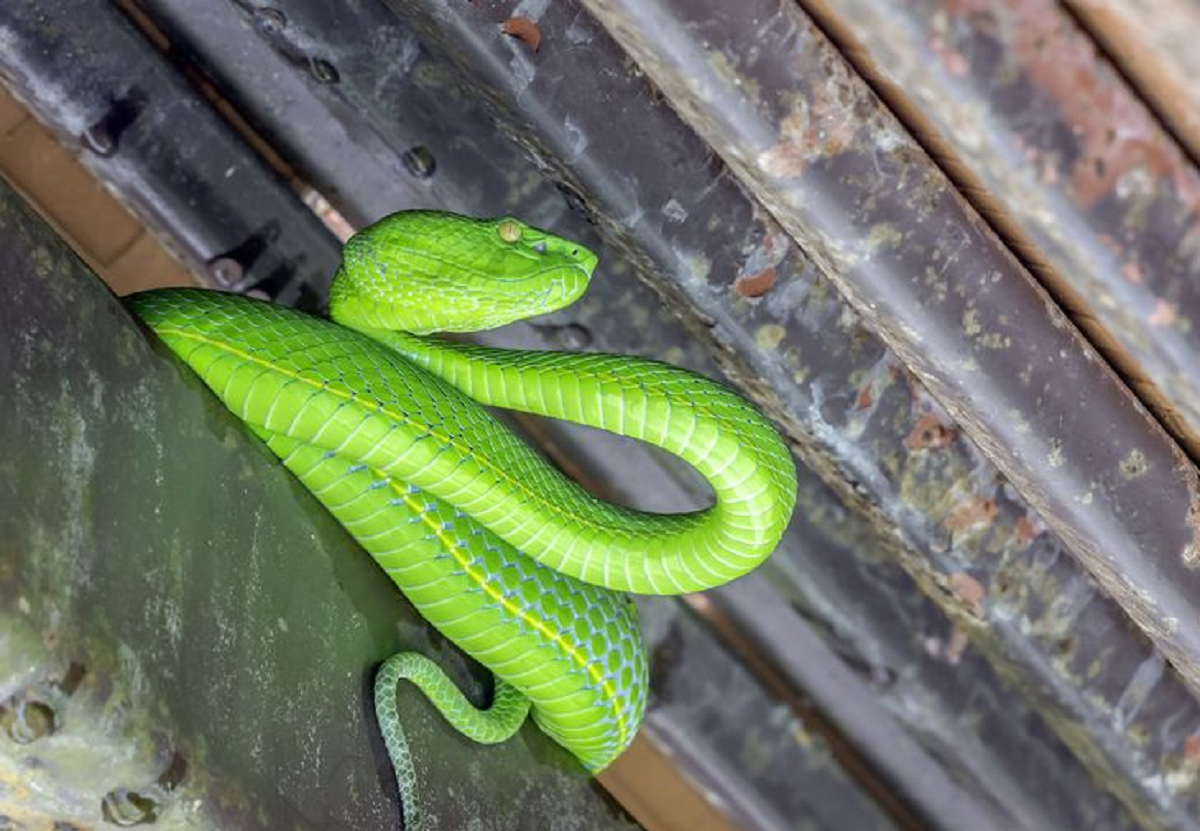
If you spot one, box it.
[497,219,523,243]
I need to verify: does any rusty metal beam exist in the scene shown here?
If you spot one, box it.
[805,0,1200,467]
[387,1,1200,828]
[1063,0,1200,175]
[581,0,1200,708]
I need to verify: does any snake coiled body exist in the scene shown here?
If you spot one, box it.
[126,211,796,828]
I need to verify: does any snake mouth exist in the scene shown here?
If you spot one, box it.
[573,248,599,278]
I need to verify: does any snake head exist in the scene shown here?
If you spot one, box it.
[329,211,598,335]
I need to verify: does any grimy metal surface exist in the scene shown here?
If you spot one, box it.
[0,0,339,305]
[0,179,642,829]
[1064,0,1200,177]
[380,1,1200,829]
[0,4,952,831]
[584,0,1200,755]
[808,0,1200,462]
[112,3,1173,829]
[575,0,1200,694]
[3,0,1198,830]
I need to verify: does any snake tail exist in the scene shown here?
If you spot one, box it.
[375,653,531,831]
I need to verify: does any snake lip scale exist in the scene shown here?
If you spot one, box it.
[126,210,797,829]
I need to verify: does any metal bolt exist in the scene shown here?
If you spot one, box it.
[401,146,437,180]
[308,57,339,85]
[206,257,244,287]
[81,125,116,157]
[253,7,286,34]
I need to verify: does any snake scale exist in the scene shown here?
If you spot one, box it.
[126,211,797,829]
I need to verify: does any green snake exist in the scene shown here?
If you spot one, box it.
[126,211,796,829]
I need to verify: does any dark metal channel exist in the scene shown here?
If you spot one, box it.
[0,0,338,305]
[805,0,1200,464]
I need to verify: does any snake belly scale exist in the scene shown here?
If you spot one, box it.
[126,211,797,829]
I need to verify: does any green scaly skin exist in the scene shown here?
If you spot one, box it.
[126,211,797,829]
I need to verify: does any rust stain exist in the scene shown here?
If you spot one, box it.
[760,111,809,178]
[904,414,956,450]
[945,497,998,533]
[929,36,970,79]
[759,63,861,179]
[1015,513,1044,545]
[854,385,873,410]
[1120,260,1144,284]
[944,628,970,663]
[734,267,778,297]
[946,0,1200,210]
[1185,488,1200,569]
[502,17,542,52]
[1184,733,1200,765]
[948,572,986,616]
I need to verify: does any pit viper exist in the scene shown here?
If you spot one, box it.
[126,211,797,829]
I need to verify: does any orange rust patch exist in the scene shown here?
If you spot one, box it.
[905,414,956,450]
[930,35,970,78]
[502,17,542,52]
[945,497,998,533]
[947,0,1200,208]
[1185,734,1200,765]
[760,88,858,179]
[948,572,986,616]
[1015,514,1043,545]
[1121,261,1144,284]
[761,143,807,178]
[854,385,874,410]
[945,628,970,663]
[734,267,777,297]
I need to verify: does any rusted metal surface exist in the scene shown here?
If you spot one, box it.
[1065,0,1200,174]
[386,1,1200,828]
[805,0,1200,465]
[7,0,1200,829]
[582,0,1200,720]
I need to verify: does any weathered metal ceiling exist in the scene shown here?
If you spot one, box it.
[5,1,1200,830]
